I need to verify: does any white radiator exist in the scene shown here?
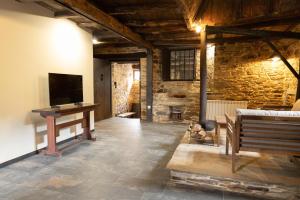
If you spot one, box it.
[206,100,248,120]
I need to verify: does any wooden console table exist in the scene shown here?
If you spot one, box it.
[32,103,98,156]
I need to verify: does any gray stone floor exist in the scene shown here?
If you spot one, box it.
[0,118,255,200]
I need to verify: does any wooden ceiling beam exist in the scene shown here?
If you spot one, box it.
[145,32,200,41]
[193,0,209,22]
[222,14,300,29]
[207,26,300,40]
[56,0,153,49]
[133,26,188,34]
[153,36,259,47]
[94,52,146,62]
[54,10,78,18]
[176,0,202,29]
[108,3,178,16]
[265,40,300,79]
[93,46,146,55]
[125,20,186,27]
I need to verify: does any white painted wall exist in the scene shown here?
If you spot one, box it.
[0,1,94,164]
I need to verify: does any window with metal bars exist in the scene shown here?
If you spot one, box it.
[162,49,196,81]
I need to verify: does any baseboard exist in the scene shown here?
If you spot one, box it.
[0,132,90,168]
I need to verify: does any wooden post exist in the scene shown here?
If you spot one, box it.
[44,116,61,156]
[297,62,300,100]
[146,49,153,121]
[83,111,94,140]
[199,26,207,127]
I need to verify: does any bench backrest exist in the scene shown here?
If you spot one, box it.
[235,115,300,155]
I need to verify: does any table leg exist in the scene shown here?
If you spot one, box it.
[83,111,96,141]
[43,116,61,156]
[215,124,220,147]
[225,135,229,155]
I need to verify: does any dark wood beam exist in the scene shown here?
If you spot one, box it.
[222,14,300,29]
[199,26,207,128]
[193,0,209,21]
[56,0,153,49]
[108,3,178,16]
[93,30,120,39]
[94,52,146,62]
[145,32,200,41]
[153,36,260,47]
[207,26,300,40]
[16,0,48,2]
[266,0,274,16]
[176,0,202,29]
[95,43,136,48]
[93,37,129,44]
[234,0,242,19]
[265,40,300,79]
[125,20,186,27]
[146,50,153,122]
[297,62,300,100]
[54,10,76,18]
[93,46,146,55]
[133,26,188,34]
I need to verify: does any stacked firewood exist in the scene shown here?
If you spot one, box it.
[187,122,208,143]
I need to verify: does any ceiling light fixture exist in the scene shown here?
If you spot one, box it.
[272,56,280,62]
[195,25,202,33]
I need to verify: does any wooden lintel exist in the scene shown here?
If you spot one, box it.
[56,0,153,49]
[265,40,300,79]
[207,26,300,40]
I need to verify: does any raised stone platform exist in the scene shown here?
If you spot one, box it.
[167,131,300,200]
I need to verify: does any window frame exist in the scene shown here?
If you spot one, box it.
[162,48,196,82]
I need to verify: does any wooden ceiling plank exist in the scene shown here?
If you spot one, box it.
[56,0,153,49]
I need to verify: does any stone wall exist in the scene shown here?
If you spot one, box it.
[111,63,140,116]
[210,40,299,108]
[152,47,215,123]
[151,39,300,123]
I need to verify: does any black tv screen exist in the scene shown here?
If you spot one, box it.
[49,73,83,106]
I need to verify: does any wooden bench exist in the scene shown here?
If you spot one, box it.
[225,110,300,173]
[117,112,136,118]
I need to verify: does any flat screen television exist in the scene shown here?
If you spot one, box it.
[49,73,83,106]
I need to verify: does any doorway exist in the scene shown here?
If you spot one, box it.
[93,58,112,121]
[111,62,141,118]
